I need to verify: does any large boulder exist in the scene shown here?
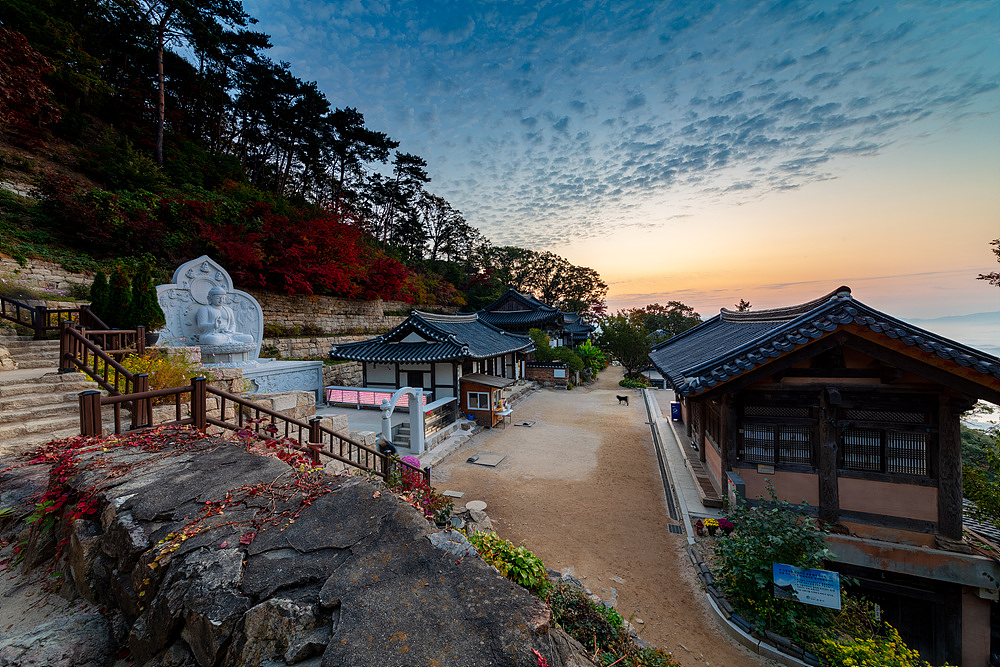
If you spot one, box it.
[0,432,597,667]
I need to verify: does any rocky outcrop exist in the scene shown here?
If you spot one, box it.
[0,430,596,667]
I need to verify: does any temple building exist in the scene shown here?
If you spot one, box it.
[475,287,594,347]
[649,286,1000,666]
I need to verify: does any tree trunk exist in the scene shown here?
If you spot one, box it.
[155,11,173,168]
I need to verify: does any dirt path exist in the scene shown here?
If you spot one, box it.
[434,368,771,667]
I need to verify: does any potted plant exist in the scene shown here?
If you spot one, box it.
[719,517,735,536]
[705,517,719,536]
[695,519,704,536]
[130,263,165,344]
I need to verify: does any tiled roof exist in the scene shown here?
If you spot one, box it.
[478,309,563,328]
[329,311,533,363]
[649,286,1000,397]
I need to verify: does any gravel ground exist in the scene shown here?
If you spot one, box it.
[433,367,771,667]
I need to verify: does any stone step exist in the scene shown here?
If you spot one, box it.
[0,336,61,348]
[0,374,96,395]
[11,357,58,369]
[0,382,86,403]
[0,421,114,458]
[0,394,86,419]
[0,413,82,441]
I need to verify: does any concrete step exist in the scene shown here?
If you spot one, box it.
[0,413,81,440]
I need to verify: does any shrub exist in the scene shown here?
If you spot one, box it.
[119,351,205,401]
[88,270,109,320]
[547,583,628,656]
[106,266,131,328]
[816,623,953,667]
[618,377,648,388]
[129,263,165,331]
[712,484,831,642]
[467,531,550,596]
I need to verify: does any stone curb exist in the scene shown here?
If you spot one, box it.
[644,388,821,667]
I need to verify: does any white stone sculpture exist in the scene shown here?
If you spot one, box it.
[156,256,263,364]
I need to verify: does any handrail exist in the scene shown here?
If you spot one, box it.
[60,322,138,395]
[79,376,430,485]
[0,295,103,339]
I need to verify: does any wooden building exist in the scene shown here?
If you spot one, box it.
[459,373,514,428]
[328,311,533,400]
[648,287,1000,666]
[475,287,594,347]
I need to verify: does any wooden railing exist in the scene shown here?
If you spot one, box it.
[59,322,141,395]
[79,376,430,485]
[0,296,105,339]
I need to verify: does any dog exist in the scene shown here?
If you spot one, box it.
[616,395,629,406]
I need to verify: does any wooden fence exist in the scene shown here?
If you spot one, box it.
[79,376,430,485]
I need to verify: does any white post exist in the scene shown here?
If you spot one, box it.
[380,398,393,446]
[411,389,425,454]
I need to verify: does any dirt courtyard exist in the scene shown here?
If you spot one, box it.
[434,367,770,667]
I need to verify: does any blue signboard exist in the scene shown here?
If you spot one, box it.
[772,563,841,610]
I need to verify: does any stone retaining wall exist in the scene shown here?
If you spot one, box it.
[248,290,414,335]
[0,257,91,297]
[261,335,370,359]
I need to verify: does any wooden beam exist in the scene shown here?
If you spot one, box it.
[721,394,736,495]
[937,394,963,540]
[818,388,840,524]
[690,334,840,401]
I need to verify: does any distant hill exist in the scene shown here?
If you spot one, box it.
[907,311,1000,358]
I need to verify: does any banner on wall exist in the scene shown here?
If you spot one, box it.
[772,563,841,610]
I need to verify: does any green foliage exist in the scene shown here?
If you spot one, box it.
[106,266,131,329]
[551,346,584,372]
[815,622,953,667]
[89,270,109,318]
[618,377,649,388]
[548,582,627,653]
[528,328,553,359]
[467,531,550,596]
[596,312,651,377]
[712,484,832,642]
[575,339,608,377]
[962,425,1000,527]
[129,263,165,331]
[81,129,167,192]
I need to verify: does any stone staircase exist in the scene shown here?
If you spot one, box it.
[394,421,411,448]
[0,328,106,456]
[0,329,60,368]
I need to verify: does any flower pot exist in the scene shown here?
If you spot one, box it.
[145,332,160,346]
[707,526,717,536]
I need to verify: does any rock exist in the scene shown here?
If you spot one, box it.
[562,573,583,588]
[227,598,319,666]
[0,611,112,667]
[427,529,477,557]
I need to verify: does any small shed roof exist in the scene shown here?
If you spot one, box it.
[460,373,515,389]
[648,286,1000,399]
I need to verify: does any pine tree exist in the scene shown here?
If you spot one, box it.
[130,264,165,331]
[106,266,132,329]
[88,270,110,321]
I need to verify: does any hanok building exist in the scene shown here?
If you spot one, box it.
[648,287,1000,666]
[328,311,534,401]
[476,287,594,347]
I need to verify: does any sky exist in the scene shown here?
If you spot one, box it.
[242,0,1000,333]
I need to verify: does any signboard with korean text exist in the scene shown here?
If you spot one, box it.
[772,563,841,610]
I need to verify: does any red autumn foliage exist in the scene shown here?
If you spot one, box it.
[0,26,61,145]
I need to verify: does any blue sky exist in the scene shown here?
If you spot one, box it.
[243,0,1000,326]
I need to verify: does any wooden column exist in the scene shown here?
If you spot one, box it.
[696,400,707,463]
[818,389,840,525]
[721,394,737,495]
[191,376,207,431]
[394,363,400,388]
[937,394,964,540]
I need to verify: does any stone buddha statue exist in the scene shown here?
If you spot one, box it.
[195,286,254,346]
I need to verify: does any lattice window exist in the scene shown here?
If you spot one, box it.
[839,406,931,476]
[739,424,815,465]
[744,405,810,418]
[705,400,722,445]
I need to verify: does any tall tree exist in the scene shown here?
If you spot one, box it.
[325,107,398,215]
[130,0,260,166]
[629,302,701,342]
[595,311,651,378]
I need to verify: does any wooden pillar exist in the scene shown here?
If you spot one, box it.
[696,400,707,462]
[33,305,48,340]
[685,397,693,439]
[937,394,964,540]
[131,373,150,431]
[818,388,840,525]
[136,326,146,356]
[721,394,737,495]
[59,321,74,373]
[191,376,207,431]
[79,390,103,436]
[394,363,400,388]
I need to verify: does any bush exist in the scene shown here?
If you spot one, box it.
[816,622,953,667]
[129,263,165,331]
[88,270,109,320]
[106,266,131,328]
[618,377,648,388]
[467,531,550,596]
[712,484,831,642]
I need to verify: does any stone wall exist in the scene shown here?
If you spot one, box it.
[261,334,370,359]
[248,290,414,335]
[0,257,91,297]
[323,361,362,388]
